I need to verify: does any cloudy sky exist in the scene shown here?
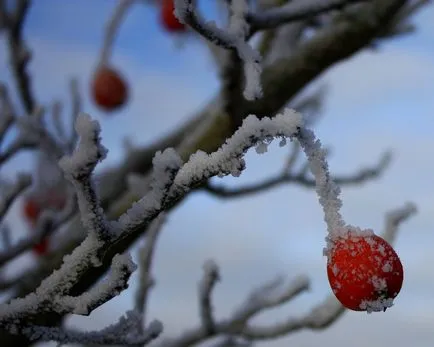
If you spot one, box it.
[1,1,434,347]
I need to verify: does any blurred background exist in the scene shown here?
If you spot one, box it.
[1,1,434,346]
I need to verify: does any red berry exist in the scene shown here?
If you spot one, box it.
[91,65,128,111]
[23,199,41,224]
[160,0,186,32]
[327,232,403,312]
[33,238,49,255]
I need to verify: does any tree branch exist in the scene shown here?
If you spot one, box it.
[248,0,370,31]
[203,151,391,199]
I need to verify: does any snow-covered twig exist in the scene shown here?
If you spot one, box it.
[174,0,262,100]
[61,254,136,316]
[59,113,112,241]
[296,127,345,242]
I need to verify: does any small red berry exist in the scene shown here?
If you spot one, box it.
[327,232,403,312]
[23,199,41,224]
[33,238,49,255]
[160,0,186,32]
[91,65,128,111]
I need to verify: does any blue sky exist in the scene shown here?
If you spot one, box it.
[1,1,434,347]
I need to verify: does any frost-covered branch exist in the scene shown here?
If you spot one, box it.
[0,105,416,345]
[174,0,262,100]
[0,114,162,345]
[59,113,112,241]
[61,254,136,316]
[0,108,302,344]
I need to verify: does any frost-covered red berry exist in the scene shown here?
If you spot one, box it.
[327,232,403,312]
[160,0,186,32]
[91,65,128,111]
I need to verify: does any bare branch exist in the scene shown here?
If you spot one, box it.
[383,202,417,243]
[0,83,16,144]
[203,151,391,199]
[231,275,310,325]
[5,0,35,114]
[69,78,81,151]
[0,173,32,222]
[135,214,166,322]
[51,100,66,145]
[247,0,410,119]
[248,0,370,31]
[100,0,135,65]
[377,0,430,39]
[156,274,309,347]
[199,260,220,333]
[240,295,344,339]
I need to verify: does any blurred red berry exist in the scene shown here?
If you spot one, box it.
[327,232,403,312]
[91,65,128,111]
[160,0,186,32]
[23,199,41,224]
[33,238,49,255]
